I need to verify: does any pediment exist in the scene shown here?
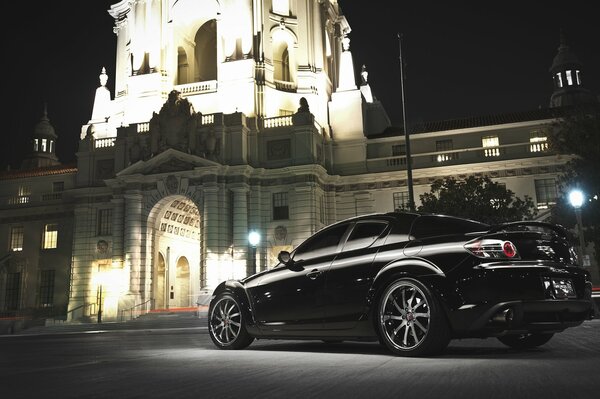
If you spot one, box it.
[116,148,220,176]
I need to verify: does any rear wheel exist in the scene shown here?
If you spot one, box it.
[497,333,554,349]
[208,293,254,350]
[377,278,450,357]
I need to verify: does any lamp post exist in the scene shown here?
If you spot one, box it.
[568,189,587,267]
[248,230,261,275]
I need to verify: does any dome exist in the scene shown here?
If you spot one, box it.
[33,110,57,139]
[549,31,582,73]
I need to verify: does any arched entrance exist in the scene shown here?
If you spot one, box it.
[150,196,201,310]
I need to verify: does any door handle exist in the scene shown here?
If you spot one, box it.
[306,269,322,280]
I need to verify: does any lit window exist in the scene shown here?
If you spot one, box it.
[529,131,548,153]
[535,179,557,209]
[576,70,581,85]
[434,139,456,162]
[33,138,39,151]
[41,138,47,152]
[272,0,289,15]
[97,209,113,236]
[273,192,289,220]
[10,226,24,251]
[556,73,563,88]
[393,192,410,210]
[566,70,573,86]
[43,224,58,249]
[13,185,31,204]
[482,136,500,157]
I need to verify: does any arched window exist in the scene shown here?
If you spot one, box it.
[274,41,291,82]
[194,20,217,82]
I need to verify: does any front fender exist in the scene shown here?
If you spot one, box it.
[209,280,257,328]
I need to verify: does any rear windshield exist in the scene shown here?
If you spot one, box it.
[411,215,488,239]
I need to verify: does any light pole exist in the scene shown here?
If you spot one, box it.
[568,189,587,267]
[248,230,260,275]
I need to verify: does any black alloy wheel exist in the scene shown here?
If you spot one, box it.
[377,277,450,357]
[497,333,554,349]
[208,293,254,349]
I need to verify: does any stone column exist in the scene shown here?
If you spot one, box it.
[111,196,125,268]
[231,186,249,277]
[203,185,219,287]
[124,192,143,305]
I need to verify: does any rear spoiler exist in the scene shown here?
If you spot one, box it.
[486,221,569,237]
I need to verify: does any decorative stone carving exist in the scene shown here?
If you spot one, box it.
[165,175,179,194]
[150,90,196,155]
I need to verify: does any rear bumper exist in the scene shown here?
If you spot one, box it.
[450,298,593,337]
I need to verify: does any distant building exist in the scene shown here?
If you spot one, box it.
[1,0,597,323]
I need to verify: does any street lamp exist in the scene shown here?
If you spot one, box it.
[248,230,260,275]
[568,189,587,267]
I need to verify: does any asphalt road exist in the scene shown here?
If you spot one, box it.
[1,320,599,399]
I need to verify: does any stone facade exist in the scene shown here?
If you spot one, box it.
[0,1,598,323]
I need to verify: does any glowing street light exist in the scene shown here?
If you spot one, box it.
[568,189,587,267]
[248,230,261,275]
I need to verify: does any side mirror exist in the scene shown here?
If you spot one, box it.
[277,250,292,266]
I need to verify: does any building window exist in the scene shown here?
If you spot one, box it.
[556,73,563,88]
[53,181,64,192]
[387,144,406,166]
[566,70,573,86]
[482,135,500,157]
[10,185,31,204]
[535,179,558,209]
[272,0,290,16]
[39,270,55,308]
[97,209,113,236]
[393,192,410,210]
[434,139,456,162]
[279,109,293,116]
[5,272,21,311]
[273,192,289,220]
[529,131,548,153]
[43,224,58,249]
[10,226,24,251]
[576,70,581,85]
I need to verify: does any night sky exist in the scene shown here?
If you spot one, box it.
[3,1,599,170]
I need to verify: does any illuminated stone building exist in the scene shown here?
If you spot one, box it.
[0,1,597,323]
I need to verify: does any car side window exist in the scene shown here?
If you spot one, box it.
[343,221,388,251]
[293,223,349,261]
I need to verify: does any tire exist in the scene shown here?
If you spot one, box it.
[377,277,450,357]
[497,333,554,349]
[208,293,254,350]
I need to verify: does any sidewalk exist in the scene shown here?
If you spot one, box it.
[0,307,208,337]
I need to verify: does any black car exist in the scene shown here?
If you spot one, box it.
[208,212,594,356]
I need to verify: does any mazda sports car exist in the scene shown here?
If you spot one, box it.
[208,212,594,356]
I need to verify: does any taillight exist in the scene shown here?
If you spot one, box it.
[464,239,520,259]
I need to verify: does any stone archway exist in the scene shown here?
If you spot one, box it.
[149,195,201,310]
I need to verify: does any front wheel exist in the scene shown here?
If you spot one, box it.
[208,293,254,350]
[377,278,450,357]
[497,333,554,349]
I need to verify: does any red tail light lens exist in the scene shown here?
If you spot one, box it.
[465,239,520,259]
[502,241,517,258]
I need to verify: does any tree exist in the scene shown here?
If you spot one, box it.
[547,105,600,264]
[417,175,537,225]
